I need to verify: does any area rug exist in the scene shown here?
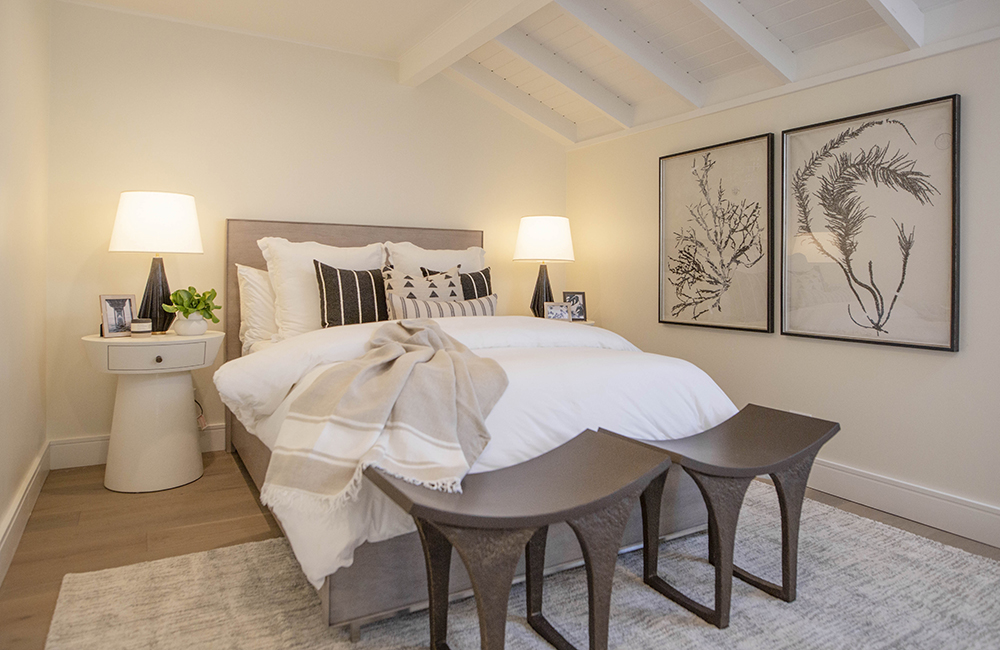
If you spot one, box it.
[46,482,1000,649]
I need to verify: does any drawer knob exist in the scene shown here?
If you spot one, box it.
[155,356,163,363]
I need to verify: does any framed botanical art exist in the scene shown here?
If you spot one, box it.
[782,95,959,351]
[659,133,774,332]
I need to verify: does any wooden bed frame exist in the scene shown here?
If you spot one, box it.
[224,218,707,637]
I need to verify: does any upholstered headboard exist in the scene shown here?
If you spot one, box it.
[223,219,484,457]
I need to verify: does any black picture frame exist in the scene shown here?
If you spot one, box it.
[562,291,587,321]
[781,95,960,351]
[659,133,774,333]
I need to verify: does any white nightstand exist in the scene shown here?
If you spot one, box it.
[82,331,225,493]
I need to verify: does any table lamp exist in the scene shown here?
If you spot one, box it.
[109,191,203,334]
[513,216,575,317]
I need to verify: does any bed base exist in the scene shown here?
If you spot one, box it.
[231,419,706,635]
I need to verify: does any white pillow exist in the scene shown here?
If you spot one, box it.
[258,237,385,340]
[236,264,278,355]
[385,241,485,276]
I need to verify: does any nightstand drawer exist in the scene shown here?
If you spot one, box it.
[107,341,207,371]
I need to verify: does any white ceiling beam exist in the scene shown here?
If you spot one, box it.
[553,0,704,108]
[398,0,550,87]
[446,58,578,145]
[495,29,635,128]
[865,0,925,49]
[688,0,797,82]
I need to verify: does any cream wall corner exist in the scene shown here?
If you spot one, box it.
[45,3,567,444]
[0,0,51,584]
[566,39,1000,535]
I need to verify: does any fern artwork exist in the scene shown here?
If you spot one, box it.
[782,96,959,351]
[659,134,773,332]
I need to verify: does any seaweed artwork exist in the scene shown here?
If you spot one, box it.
[667,153,765,320]
[791,120,939,335]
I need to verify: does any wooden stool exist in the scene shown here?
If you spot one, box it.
[364,429,671,650]
[606,404,839,629]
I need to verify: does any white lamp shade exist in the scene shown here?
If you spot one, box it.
[512,216,575,263]
[109,191,203,254]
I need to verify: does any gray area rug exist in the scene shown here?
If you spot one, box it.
[46,482,1000,649]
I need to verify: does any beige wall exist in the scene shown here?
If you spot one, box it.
[0,0,50,537]
[45,3,567,440]
[567,40,1000,509]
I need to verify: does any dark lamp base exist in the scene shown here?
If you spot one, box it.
[138,256,176,334]
[529,264,553,318]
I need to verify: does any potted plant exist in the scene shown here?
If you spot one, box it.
[163,287,221,336]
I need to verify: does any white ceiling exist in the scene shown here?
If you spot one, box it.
[68,0,1000,146]
[65,0,470,59]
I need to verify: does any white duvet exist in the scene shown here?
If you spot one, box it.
[215,316,737,587]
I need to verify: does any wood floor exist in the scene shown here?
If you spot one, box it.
[0,452,282,650]
[1,455,997,650]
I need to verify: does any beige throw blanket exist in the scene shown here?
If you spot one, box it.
[259,319,508,515]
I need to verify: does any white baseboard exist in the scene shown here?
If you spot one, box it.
[809,458,1000,548]
[198,424,226,454]
[49,424,226,470]
[0,445,50,587]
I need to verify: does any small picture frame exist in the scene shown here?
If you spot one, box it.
[100,294,137,338]
[544,302,572,322]
[562,291,587,321]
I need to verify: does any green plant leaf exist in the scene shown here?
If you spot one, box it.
[165,286,221,320]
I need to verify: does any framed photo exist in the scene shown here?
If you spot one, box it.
[562,291,587,321]
[100,294,137,338]
[782,95,959,351]
[544,302,572,322]
[659,133,774,332]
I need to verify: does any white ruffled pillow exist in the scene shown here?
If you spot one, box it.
[258,237,384,340]
[385,241,485,276]
[236,264,278,355]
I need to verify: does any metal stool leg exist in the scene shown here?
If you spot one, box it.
[526,526,576,650]
[526,494,638,650]
[568,494,637,650]
[733,452,817,602]
[433,522,537,650]
[642,469,751,629]
[639,470,667,584]
[415,518,455,650]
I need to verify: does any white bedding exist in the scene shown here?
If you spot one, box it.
[215,316,737,587]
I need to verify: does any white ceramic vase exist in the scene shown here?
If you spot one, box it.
[174,312,208,336]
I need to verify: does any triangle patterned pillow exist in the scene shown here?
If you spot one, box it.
[421,266,492,300]
[383,265,461,301]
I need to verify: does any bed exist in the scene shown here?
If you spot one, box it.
[220,218,733,636]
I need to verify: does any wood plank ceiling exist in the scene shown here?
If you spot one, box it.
[430,0,997,145]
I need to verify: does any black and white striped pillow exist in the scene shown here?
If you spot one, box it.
[388,293,497,320]
[314,260,389,328]
[421,266,492,300]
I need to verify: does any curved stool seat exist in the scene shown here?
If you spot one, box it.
[365,429,671,650]
[603,404,840,629]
